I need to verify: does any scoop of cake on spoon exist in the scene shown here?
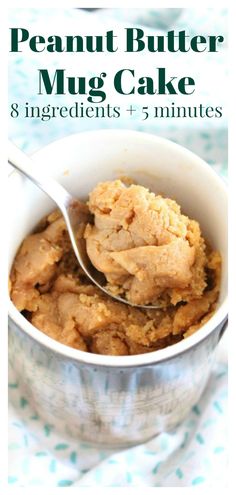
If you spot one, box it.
[8,141,163,309]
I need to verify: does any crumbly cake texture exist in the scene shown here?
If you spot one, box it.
[10,180,221,356]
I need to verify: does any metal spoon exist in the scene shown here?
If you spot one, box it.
[9,141,162,309]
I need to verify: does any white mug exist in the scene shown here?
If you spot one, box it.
[8,130,228,446]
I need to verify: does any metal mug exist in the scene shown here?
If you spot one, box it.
[8,130,228,447]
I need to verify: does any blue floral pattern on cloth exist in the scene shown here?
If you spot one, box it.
[8,7,228,487]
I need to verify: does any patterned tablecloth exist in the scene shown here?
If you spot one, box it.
[8,7,228,487]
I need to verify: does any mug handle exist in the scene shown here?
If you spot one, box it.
[218,316,228,342]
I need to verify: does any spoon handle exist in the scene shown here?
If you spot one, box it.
[8,141,73,210]
[8,140,94,281]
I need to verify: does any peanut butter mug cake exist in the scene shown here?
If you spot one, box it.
[10,179,221,356]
